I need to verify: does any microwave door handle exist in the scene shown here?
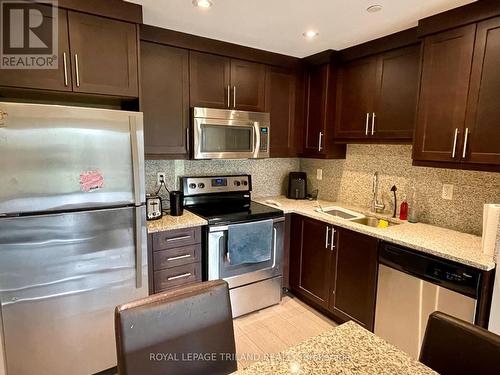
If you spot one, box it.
[253,122,260,158]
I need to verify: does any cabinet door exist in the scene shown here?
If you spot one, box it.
[289,216,332,308]
[330,228,379,331]
[413,25,476,163]
[335,57,377,139]
[303,64,328,155]
[189,51,230,109]
[0,7,71,91]
[265,67,296,157]
[67,11,138,97]
[141,42,189,158]
[230,59,266,111]
[373,44,421,140]
[463,17,500,166]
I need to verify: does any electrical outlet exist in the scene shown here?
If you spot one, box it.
[316,168,323,180]
[442,184,454,200]
[157,172,166,186]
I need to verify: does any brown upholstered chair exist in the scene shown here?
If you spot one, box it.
[115,280,237,375]
[419,311,500,375]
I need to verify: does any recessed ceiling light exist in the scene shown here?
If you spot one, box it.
[192,0,212,9]
[302,30,319,39]
[367,4,383,13]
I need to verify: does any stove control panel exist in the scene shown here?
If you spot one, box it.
[182,175,251,196]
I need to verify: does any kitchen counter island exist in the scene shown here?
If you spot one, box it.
[235,321,436,374]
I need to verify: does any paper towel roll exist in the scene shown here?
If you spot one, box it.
[482,204,500,257]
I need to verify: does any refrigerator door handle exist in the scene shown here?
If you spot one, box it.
[129,115,144,206]
[134,206,143,289]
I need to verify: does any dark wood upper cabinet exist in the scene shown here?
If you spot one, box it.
[289,215,333,308]
[335,57,377,139]
[413,24,476,163]
[373,44,421,140]
[141,42,189,158]
[67,11,139,97]
[335,44,420,142]
[265,67,297,157]
[189,51,230,109]
[462,17,500,166]
[329,228,379,331]
[0,7,72,92]
[189,53,265,111]
[230,59,266,111]
[302,64,346,159]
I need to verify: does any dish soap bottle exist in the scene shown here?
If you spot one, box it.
[399,196,408,220]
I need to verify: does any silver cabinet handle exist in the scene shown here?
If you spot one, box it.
[166,235,191,242]
[325,226,330,248]
[74,53,80,87]
[462,128,469,159]
[167,272,191,281]
[451,128,459,159]
[233,86,236,108]
[227,85,231,108]
[371,112,376,135]
[318,131,323,152]
[134,207,143,289]
[63,52,68,87]
[167,254,192,261]
[272,227,277,268]
[186,127,190,152]
[365,113,370,135]
[330,228,336,250]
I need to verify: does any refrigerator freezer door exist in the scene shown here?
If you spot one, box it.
[0,102,145,215]
[0,206,148,375]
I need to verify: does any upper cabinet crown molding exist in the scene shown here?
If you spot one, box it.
[57,0,143,24]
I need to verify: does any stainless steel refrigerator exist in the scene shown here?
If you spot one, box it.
[0,102,148,375]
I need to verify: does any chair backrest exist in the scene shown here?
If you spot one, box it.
[420,311,500,375]
[115,280,237,375]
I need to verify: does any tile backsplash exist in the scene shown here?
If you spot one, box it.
[145,145,499,235]
[145,158,299,202]
[301,144,500,235]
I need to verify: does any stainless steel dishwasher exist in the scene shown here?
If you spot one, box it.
[374,242,481,359]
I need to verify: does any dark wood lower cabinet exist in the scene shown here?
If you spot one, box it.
[329,227,379,331]
[289,215,379,331]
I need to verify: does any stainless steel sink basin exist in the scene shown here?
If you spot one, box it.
[351,216,399,228]
[315,206,365,221]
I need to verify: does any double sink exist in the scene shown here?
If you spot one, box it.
[316,206,400,228]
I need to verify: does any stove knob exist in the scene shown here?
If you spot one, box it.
[234,181,241,186]
[189,183,196,189]
[242,180,248,186]
[198,183,205,188]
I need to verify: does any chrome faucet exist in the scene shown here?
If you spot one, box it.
[372,172,385,213]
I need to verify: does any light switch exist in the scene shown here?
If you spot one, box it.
[316,169,323,180]
[442,184,454,200]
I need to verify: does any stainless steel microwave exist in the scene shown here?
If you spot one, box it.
[192,107,270,159]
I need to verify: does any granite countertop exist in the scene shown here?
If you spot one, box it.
[147,210,207,233]
[254,196,495,271]
[236,321,436,375]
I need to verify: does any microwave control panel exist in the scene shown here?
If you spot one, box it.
[259,127,269,152]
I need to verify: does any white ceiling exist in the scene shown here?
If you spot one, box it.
[129,0,476,58]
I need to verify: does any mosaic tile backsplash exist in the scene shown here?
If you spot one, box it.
[145,145,499,235]
[145,158,300,202]
[301,145,500,235]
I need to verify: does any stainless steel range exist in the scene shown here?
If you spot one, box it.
[181,175,284,317]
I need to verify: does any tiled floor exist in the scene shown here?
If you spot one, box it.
[233,294,337,369]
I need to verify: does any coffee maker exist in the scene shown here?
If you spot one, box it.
[287,172,307,199]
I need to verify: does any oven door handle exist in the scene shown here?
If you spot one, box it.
[271,227,277,269]
[253,122,261,158]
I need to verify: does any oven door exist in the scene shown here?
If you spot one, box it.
[207,218,284,288]
[193,117,260,159]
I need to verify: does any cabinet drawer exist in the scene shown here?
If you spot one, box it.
[154,262,202,292]
[153,244,201,270]
[152,227,201,251]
